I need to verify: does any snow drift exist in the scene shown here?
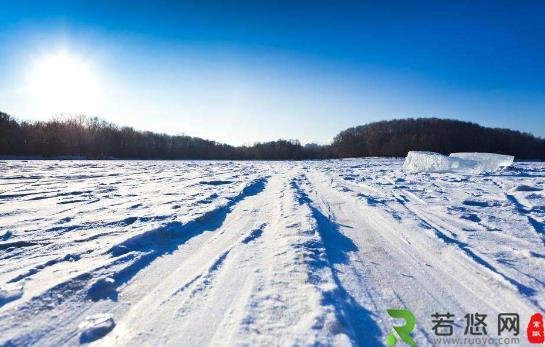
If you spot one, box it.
[403,151,514,174]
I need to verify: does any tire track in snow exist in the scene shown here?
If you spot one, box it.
[305,169,539,346]
[105,177,268,291]
[290,176,383,346]
[96,177,277,346]
[334,171,545,308]
[227,171,361,346]
[397,178,545,306]
[0,177,268,346]
[3,161,544,346]
[162,223,267,309]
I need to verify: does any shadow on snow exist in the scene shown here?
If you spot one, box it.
[106,177,268,293]
[291,178,383,347]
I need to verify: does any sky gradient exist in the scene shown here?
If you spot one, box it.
[1,0,544,145]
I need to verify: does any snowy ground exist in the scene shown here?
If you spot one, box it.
[1,159,544,346]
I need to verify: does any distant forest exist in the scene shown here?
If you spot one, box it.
[1,111,545,160]
[332,118,545,159]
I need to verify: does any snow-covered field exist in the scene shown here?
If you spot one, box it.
[1,159,544,346]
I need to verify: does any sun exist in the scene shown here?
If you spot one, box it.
[29,52,100,115]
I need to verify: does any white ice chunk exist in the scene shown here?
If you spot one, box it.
[79,313,115,343]
[449,152,514,171]
[403,151,482,174]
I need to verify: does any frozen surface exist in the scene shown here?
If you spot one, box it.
[404,151,514,174]
[403,151,482,174]
[450,152,514,172]
[1,159,544,346]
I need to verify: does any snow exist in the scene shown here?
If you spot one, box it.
[78,314,116,343]
[1,159,544,346]
[0,283,23,305]
[87,277,117,301]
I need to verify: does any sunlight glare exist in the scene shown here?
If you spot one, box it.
[29,52,100,115]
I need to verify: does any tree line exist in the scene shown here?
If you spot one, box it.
[0,112,330,160]
[331,118,545,159]
[1,111,544,160]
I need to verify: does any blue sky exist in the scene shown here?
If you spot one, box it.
[1,1,544,145]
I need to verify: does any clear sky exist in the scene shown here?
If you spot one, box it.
[1,1,544,145]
